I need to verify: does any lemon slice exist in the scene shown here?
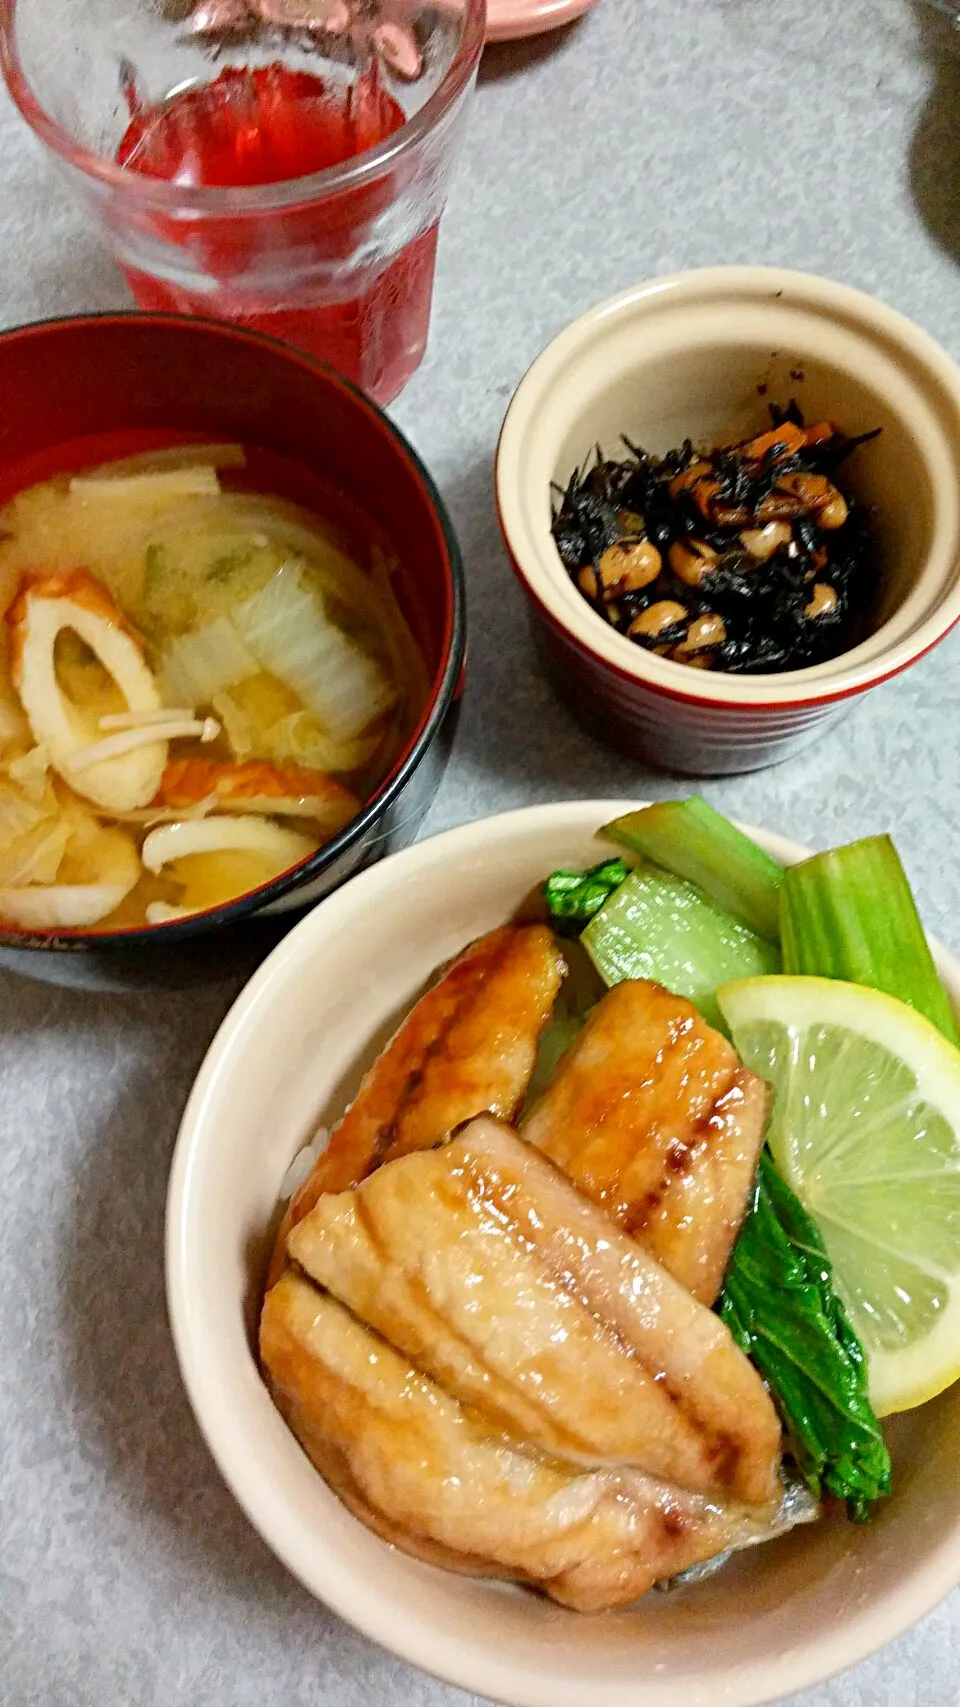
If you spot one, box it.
[717,975,960,1418]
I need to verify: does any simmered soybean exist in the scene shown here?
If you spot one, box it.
[551,406,880,675]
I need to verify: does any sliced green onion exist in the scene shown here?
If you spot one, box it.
[781,835,959,1046]
[602,797,783,941]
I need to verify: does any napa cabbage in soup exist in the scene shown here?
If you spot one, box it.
[0,446,427,931]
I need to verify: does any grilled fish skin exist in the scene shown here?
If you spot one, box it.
[287,1117,781,1506]
[260,1270,785,1612]
[521,980,770,1305]
[268,924,564,1285]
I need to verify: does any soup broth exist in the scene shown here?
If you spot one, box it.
[0,445,428,932]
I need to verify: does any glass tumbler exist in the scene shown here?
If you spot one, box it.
[0,0,485,403]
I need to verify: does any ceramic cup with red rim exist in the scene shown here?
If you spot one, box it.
[0,314,464,990]
[495,267,960,775]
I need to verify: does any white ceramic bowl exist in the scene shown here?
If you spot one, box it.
[167,800,960,1707]
[495,268,960,774]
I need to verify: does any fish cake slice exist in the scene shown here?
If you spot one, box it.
[521,979,770,1304]
[287,1117,781,1506]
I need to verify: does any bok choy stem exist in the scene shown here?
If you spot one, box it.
[780,835,959,1045]
[582,864,780,1035]
[602,797,784,942]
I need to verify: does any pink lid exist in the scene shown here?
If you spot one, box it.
[486,0,597,43]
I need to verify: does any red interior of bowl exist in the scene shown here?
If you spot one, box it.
[0,314,456,691]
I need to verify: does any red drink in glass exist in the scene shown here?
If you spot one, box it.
[116,63,437,401]
[1,1,485,407]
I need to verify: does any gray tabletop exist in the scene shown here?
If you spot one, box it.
[3,1,960,1703]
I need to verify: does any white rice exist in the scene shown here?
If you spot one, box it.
[279,1126,330,1201]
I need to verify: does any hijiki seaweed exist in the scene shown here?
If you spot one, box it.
[551,405,881,674]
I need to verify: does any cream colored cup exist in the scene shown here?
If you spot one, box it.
[167,800,960,1707]
[496,269,960,773]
